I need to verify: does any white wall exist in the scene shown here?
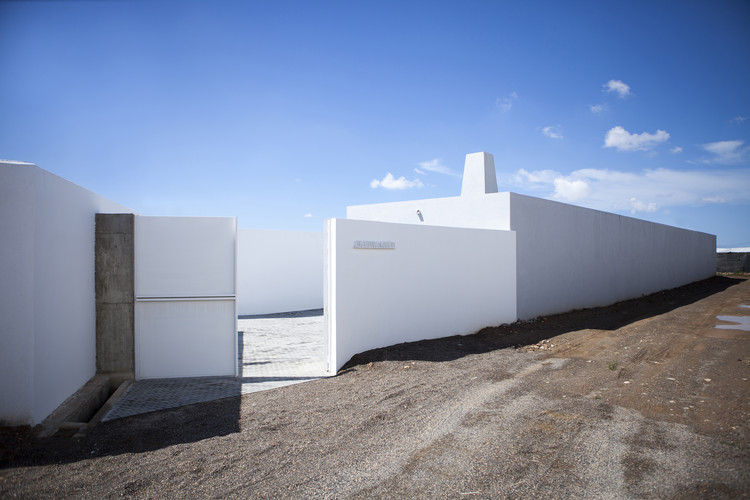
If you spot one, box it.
[237,229,324,315]
[347,192,511,230]
[508,193,717,319]
[135,216,237,379]
[325,219,516,373]
[345,190,717,322]
[0,162,133,426]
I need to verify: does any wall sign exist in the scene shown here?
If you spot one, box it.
[353,240,395,249]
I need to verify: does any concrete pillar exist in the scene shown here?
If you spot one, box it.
[95,214,135,382]
[461,152,498,196]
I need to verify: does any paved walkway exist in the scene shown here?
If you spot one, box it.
[104,310,326,421]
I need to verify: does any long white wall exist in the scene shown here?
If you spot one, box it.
[0,162,133,426]
[237,229,324,315]
[508,193,717,319]
[345,191,717,322]
[325,219,517,373]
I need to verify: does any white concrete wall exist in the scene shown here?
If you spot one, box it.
[508,193,717,319]
[347,192,511,230]
[237,229,324,315]
[346,190,716,322]
[0,162,133,426]
[134,216,237,379]
[325,219,517,373]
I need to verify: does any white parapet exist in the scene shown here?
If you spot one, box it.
[461,152,498,196]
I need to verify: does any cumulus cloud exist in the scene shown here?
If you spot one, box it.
[542,125,564,139]
[729,116,747,125]
[303,213,312,218]
[629,198,658,213]
[590,103,607,114]
[501,165,750,214]
[513,168,559,185]
[604,126,670,151]
[370,172,423,190]
[554,178,590,201]
[670,146,683,154]
[604,79,632,98]
[415,158,460,177]
[701,140,748,164]
[495,91,518,112]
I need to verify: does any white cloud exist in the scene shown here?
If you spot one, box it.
[513,168,559,185]
[370,172,424,190]
[502,165,750,215]
[542,125,563,139]
[729,116,747,125]
[701,140,748,164]
[604,79,632,98]
[670,146,683,154]
[604,126,670,151]
[701,196,726,203]
[416,158,460,177]
[629,198,658,213]
[590,103,607,114]
[554,178,590,201]
[495,91,518,112]
[303,213,312,218]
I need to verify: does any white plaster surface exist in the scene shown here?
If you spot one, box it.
[135,216,237,298]
[508,193,717,319]
[461,152,498,196]
[237,229,323,315]
[347,192,511,230]
[346,186,715,322]
[134,216,237,379]
[325,219,517,373]
[136,299,237,379]
[0,162,133,425]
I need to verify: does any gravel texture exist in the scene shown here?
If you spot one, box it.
[1,275,749,498]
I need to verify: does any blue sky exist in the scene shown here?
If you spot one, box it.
[1,0,749,247]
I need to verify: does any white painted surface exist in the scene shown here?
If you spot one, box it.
[237,229,324,315]
[461,152,498,196]
[0,162,133,425]
[135,216,237,379]
[136,299,237,379]
[325,219,517,373]
[508,193,717,319]
[347,192,511,230]
[347,188,716,321]
[136,216,237,298]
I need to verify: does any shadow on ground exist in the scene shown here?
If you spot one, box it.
[0,395,241,469]
[342,276,744,369]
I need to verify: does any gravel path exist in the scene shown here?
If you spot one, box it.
[1,276,749,498]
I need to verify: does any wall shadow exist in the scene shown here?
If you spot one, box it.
[0,394,242,469]
[342,276,746,369]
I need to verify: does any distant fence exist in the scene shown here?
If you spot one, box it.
[717,252,750,273]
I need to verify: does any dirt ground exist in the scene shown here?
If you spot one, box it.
[1,275,749,498]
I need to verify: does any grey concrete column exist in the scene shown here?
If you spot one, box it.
[95,213,135,381]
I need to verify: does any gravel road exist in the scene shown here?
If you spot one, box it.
[1,275,749,498]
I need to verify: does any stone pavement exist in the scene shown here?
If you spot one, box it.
[104,310,326,421]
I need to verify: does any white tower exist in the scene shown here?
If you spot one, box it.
[460,152,498,196]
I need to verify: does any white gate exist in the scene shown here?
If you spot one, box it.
[134,216,237,379]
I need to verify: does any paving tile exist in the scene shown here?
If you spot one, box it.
[104,311,325,421]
